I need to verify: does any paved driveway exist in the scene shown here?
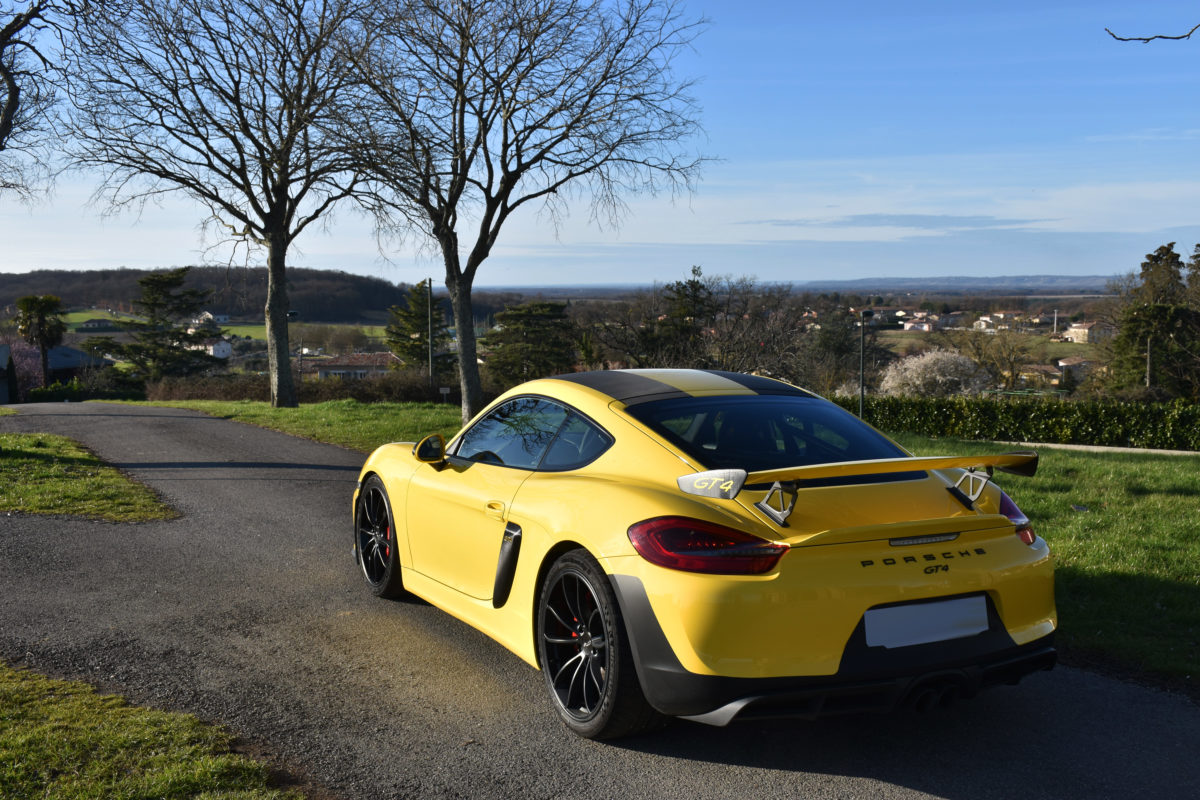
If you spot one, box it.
[2,402,1197,799]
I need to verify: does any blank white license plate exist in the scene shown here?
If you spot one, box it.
[864,596,988,649]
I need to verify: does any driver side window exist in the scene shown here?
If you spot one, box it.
[454,397,569,469]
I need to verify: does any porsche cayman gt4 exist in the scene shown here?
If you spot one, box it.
[352,369,1056,739]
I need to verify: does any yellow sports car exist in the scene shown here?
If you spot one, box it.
[352,369,1056,739]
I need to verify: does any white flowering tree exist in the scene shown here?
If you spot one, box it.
[878,348,990,397]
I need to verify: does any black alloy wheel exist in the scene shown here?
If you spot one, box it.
[355,475,404,598]
[537,550,661,739]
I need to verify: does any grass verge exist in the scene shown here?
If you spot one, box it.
[0,661,299,800]
[144,398,462,452]
[892,433,1199,688]
[0,433,175,522]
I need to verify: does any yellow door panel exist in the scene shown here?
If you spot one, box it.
[406,458,528,600]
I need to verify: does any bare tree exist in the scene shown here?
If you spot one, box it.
[62,0,367,406]
[349,0,706,422]
[1,0,57,198]
[940,328,1036,391]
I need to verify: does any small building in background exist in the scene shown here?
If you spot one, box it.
[1063,321,1114,344]
[47,346,113,383]
[314,352,401,380]
[196,339,233,359]
[1058,355,1098,382]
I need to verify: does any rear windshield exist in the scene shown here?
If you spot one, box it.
[625,395,908,473]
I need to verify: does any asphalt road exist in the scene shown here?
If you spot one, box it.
[2,402,1198,800]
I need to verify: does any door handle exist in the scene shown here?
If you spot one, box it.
[485,500,506,520]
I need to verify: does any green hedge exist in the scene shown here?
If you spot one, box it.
[834,396,1200,452]
[27,379,84,403]
[27,377,143,403]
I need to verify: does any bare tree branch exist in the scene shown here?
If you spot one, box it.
[0,0,58,197]
[1105,23,1200,43]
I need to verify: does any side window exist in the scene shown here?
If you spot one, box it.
[455,397,568,469]
[539,412,613,471]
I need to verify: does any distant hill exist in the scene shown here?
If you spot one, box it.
[484,274,1118,298]
[791,274,1116,296]
[0,266,415,323]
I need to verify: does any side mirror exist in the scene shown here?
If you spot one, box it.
[414,434,446,464]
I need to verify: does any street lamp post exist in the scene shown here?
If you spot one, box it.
[427,277,434,390]
[859,309,874,418]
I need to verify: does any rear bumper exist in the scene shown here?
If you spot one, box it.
[610,574,1056,725]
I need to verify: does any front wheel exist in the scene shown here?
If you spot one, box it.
[537,550,662,739]
[354,475,405,598]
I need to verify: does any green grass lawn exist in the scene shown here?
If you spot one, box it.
[892,433,1199,684]
[0,662,300,799]
[224,323,267,339]
[63,309,132,325]
[219,323,387,342]
[0,433,175,521]
[146,398,462,451]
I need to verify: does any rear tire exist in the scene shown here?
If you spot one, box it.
[537,549,662,739]
[354,476,405,598]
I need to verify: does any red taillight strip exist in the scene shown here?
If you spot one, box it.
[999,490,1037,546]
[628,516,787,575]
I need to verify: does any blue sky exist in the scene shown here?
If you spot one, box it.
[5,0,1200,287]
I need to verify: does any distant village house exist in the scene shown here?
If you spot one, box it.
[312,352,401,380]
[191,311,231,326]
[195,339,233,359]
[1063,321,1114,345]
[47,346,113,383]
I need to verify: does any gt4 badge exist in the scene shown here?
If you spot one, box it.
[678,469,747,500]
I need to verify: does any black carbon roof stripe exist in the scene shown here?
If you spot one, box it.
[708,370,815,397]
[550,371,690,405]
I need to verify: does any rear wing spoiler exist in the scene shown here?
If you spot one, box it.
[677,451,1038,525]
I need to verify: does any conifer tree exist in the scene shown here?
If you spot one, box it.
[384,280,454,379]
[118,268,221,381]
[484,302,578,388]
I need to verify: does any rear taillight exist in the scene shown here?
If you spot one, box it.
[999,490,1037,546]
[628,516,787,575]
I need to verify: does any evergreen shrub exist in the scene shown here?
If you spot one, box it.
[835,395,1200,451]
[146,370,465,405]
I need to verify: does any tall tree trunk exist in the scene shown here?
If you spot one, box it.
[437,227,484,424]
[265,235,297,408]
[446,275,483,425]
[38,345,49,388]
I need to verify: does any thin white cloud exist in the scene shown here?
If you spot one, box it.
[1084,128,1200,143]
[742,213,1048,231]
